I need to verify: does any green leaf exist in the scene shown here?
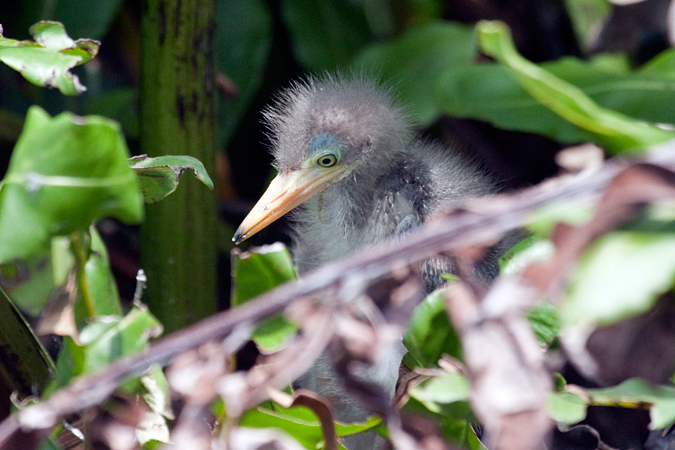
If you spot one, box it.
[0,286,55,397]
[129,155,214,204]
[354,21,477,125]
[47,306,162,393]
[527,302,560,346]
[403,395,479,448]
[588,378,675,429]
[436,52,675,146]
[403,289,462,368]
[561,230,675,326]
[0,234,78,321]
[409,373,471,408]
[79,306,162,374]
[241,404,381,449]
[527,199,594,237]
[499,235,554,276]
[231,243,296,305]
[231,243,297,352]
[0,106,143,262]
[0,248,62,316]
[36,0,125,40]
[240,406,324,449]
[563,0,611,51]
[283,0,371,71]
[548,391,588,424]
[473,20,675,153]
[80,226,123,318]
[217,0,272,147]
[0,21,99,95]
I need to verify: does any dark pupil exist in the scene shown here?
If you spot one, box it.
[321,157,332,166]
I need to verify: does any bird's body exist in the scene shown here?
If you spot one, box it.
[234,74,495,278]
[234,74,501,448]
[291,138,493,278]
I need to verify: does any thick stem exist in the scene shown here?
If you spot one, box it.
[140,0,218,332]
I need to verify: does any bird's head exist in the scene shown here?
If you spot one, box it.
[233,74,410,244]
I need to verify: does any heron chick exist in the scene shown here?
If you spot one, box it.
[234,74,495,273]
[233,74,500,447]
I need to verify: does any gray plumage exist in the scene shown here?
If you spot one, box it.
[262,74,494,277]
[234,73,501,449]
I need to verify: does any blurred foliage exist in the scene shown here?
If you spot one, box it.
[231,243,297,352]
[2,0,675,449]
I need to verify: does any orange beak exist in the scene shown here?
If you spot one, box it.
[233,165,347,244]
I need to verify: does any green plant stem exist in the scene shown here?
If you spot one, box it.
[140,0,218,332]
[71,231,96,319]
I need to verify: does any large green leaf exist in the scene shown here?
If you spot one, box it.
[0,106,143,262]
[283,0,371,72]
[473,20,675,153]
[231,243,297,352]
[354,21,477,125]
[0,21,99,95]
[217,0,272,147]
[561,229,675,326]
[403,289,462,368]
[436,52,675,146]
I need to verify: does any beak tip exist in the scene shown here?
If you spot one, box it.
[232,228,244,245]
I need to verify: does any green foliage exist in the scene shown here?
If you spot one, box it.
[241,404,381,450]
[0,287,55,397]
[0,237,71,316]
[0,106,142,262]
[548,391,588,424]
[47,305,163,393]
[403,289,462,368]
[564,0,611,50]
[283,0,371,72]
[0,22,99,95]
[81,226,123,317]
[354,22,477,125]
[499,235,555,275]
[408,373,471,412]
[231,243,297,352]
[562,229,675,326]
[217,0,272,147]
[130,155,215,204]
[526,302,560,346]
[475,20,675,153]
[6,3,675,449]
[552,379,675,429]
[27,0,125,40]
[0,18,210,450]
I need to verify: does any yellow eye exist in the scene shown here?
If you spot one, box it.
[316,154,338,167]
